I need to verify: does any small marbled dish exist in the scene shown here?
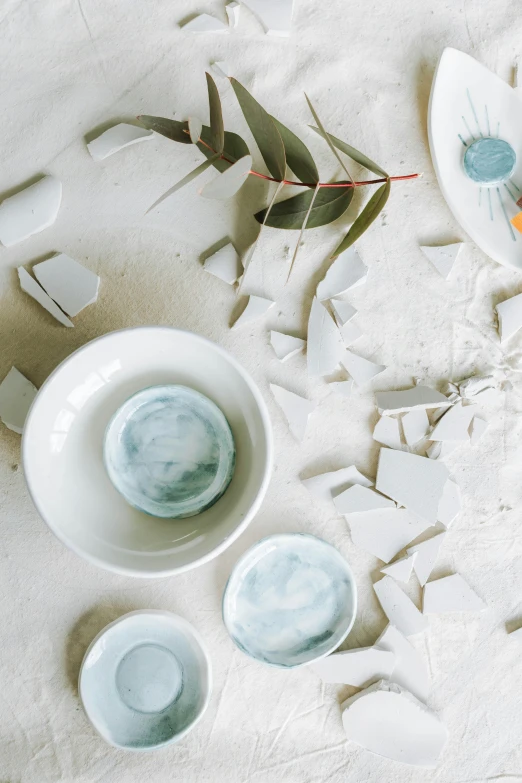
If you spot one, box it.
[222,533,357,668]
[104,384,236,518]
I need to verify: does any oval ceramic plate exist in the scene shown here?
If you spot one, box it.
[104,384,236,518]
[79,610,212,751]
[222,533,357,668]
[429,47,522,269]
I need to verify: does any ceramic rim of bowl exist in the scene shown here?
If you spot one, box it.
[21,326,273,578]
[78,609,213,751]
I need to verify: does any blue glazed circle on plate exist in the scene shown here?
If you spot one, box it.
[222,533,357,668]
[463,137,516,185]
[104,384,236,519]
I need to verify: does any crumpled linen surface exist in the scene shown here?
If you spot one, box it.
[2,0,522,781]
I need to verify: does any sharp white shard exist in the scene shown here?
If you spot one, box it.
[307,297,344,376]
[301,465,373,504]
[270,384,315,441]
[232,295,274,328]
[340,320,363,344]
[469,416,488,445]
[210,61,232,79]
[309,646,395,687]
[375,624,430,701]
[203,243,242,285]
[431,393,460,423]
[33,254,100,317]
[0,367,37,434]
[423,574,486,613]
[373,416,402,449]
[407,533,446,587]
[226,1,241,26]
[380,552,417,583]
[87,123,153,161]
[349,509,431,563]
[402,409,430,446]
[200,155,252,199]
[334,484,395,515]
[374,576,430,635]
[420,243,463,279]
[341,680,447,767]
[509,626,522,640]
[188,116,203,144]
[240,0,293,36]
[437,479,461,527]
[18,268,73,327]
[328,380,354,397]
[458,375,495,398]
[342,350,386,386]
[316,247,368,300]
[181,13,229,33]
[430,401,475,441]
[427,440,459,460]
[0,176,62,247]
[376,447,449,523]
[496,293,522,343]
[376,386,451,415]
[330,299,357,326]
[269,331,305,362]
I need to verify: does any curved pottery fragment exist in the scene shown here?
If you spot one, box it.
[429,48,522,269]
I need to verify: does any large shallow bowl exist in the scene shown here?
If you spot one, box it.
[22,327,272,577]
[79,610,211,751]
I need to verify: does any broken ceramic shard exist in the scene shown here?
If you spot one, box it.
[316,247,368,300]
[469,416,488,445]
[329,380,353,397]
[407,533,446,587]
[200,155,252,199]
[340,320,363,345]
[310,646,394,687]
[342,350,386,386]
[430,401,475,441]
[374,576,429,635]
[33,254,100,317]
[188,116,203,144]
[373,416,402,449]
[427,440,459,460]
[0,176,62,247]
[226,1,240,27]
[376,386,451,415]
[341,680,447,767]
[330,299,357,326]
[307,297,344,376]
[437,479,461,527]
[203,243,242,285]
[496,293,522,343]
[334,484,395,515]
[301,465,373,504]
[232,295,274,328]
[458,375,495,398]
[423,574,486,613]
[181,13,229,33]
[0,367,37,434]
[270,384,315,440]
[380,552,417,583]
[87,123,153,161]
[270,331,305,362]
[420,243,462,279]
[376,624,430,702]
[210,61,232,79]
[350,509,431,563]
[240,0,293,36]
[509,626,522,640]
[402,409,430,446]
[376,447,449,523]
[18,268,73,327]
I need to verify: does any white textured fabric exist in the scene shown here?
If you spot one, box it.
[1,1,522,781]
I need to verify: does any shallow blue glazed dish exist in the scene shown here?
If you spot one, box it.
[222,533,357,668]
[104,384,236,519]
[79,610,212,751]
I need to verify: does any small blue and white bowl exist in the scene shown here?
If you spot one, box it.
[222,534,357,668]
[79,610,212,751]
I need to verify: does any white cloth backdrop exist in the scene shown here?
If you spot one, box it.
[2,0,522,780]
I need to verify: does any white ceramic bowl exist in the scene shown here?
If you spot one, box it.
[22,327,272,577]
[79,610,211,751]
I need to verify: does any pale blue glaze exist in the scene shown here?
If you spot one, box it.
[104,385,235,518]
[222,534,357,668]
[464,137,516,185]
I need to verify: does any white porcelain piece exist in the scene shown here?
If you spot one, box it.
[240,0,293,36]
[307,297,344,376]
[200,155,252,199]
[0,175,62,246]
[376,386,450,415]
[402,409,430,446]
[373,415,402,449]
[87,124,153,161]
[420,244,463,279]
[342,350,386,386]
[269,331,305,361]
[269,383,315,440]
[18,267,74,327]
[0,367,37,434]
[374,576,429,636]
[316,247,367,300]
[376,447,449,524]
[407,533,446,587]
[376,624,430,701]
[349,509,431,563]
[309,646,394,687]
[33,254,100,317]
[423,574,486,613]
[203,243,242,285]
[232,295,274,328]
[380,552,417,583]
[334,484,395,515]
[301,465,372,504]
[181,14,229,33]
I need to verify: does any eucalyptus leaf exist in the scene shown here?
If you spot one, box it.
[146,155,219,213]
[255,184,353,229]
[331,180,390,257]
[198,127,250,172]
[310,126,388,177]
[230,78,286,180]
[206,72,225,154]
[271,117,319,183]
[304,95,353,182]
[138,115,191,144]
